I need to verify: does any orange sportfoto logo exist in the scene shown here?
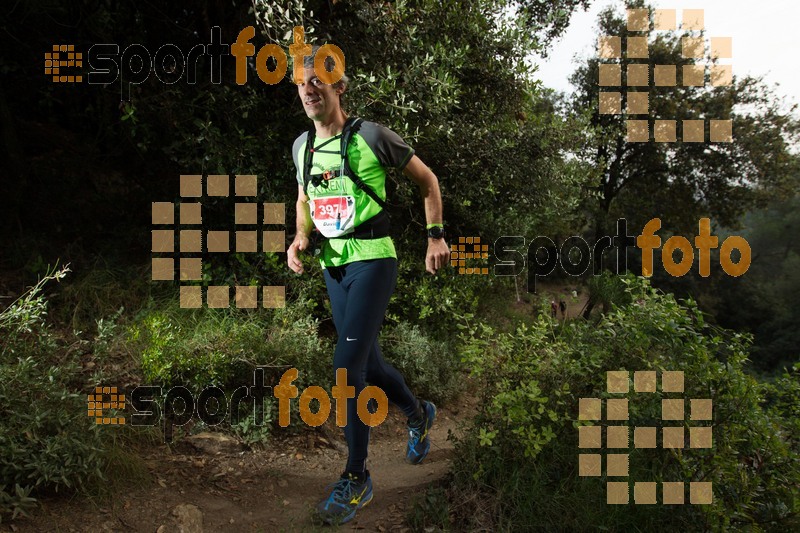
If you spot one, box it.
[93,368,388,442]
[48,26,343,100]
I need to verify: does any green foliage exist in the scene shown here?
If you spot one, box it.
[586,270,632,315]
[388,256,483,333]
[231,406,275,448]
[0,486,36,523]
[93,306,126,360]
[128,296,333,392]
[0,267,106,521]
[130,310,238,389]
[700,192,800,371]
[515,0,592,48]
[265,297,336,391]
[55,262,153,330]
[407,484,452,532]
[453,275,799,531]
[381,321,461,406]
[0,265,67,350]
[120,295,345,440]
[762,364,800,453]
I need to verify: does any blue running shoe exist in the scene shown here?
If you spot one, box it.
[316,471,373,525]
[406,400,436,464]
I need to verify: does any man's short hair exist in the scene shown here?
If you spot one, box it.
[303,45,349,93]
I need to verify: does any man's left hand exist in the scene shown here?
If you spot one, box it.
[426,238,450,275]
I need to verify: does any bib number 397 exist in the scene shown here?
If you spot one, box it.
[311,196,356,238]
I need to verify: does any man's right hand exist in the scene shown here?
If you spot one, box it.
[288,235,310,274]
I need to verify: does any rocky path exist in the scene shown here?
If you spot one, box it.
[10,401,467,533]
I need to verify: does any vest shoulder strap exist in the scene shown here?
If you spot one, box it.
[340,117,387,209]
[303,117,388,210]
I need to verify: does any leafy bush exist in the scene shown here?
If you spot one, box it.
[388,255,484,338]
[231,403,275,447]
[126,294,336,438]
[0,267,107,522]
[128,295,333,393]
[451,275,799,531]
[130,310,250,390]
[382,321,462,406]
[407,484,452,532]
[585,270,631,316]
[762,364,800,457]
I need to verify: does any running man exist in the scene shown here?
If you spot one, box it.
[287,48,450,525]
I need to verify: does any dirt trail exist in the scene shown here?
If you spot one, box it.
[11,402,467,533]
[536,281,590,320]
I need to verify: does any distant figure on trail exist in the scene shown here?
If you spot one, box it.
[551,300,558,317]
[559,300,567,318]
[286,46,449,526]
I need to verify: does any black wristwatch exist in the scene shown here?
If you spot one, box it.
[427,226,445,240]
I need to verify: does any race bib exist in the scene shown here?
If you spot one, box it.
[310,195,356,238]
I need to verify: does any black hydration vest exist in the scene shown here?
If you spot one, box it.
[302,117,390,239]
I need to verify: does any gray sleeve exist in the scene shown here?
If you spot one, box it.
[358,121,415,170]
[291,132,309,186]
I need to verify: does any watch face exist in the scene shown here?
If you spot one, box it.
[428,227,444,238]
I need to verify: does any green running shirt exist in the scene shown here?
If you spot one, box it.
[291,120,415,268]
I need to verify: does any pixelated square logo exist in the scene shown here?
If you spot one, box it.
[597,8,733,143]
[45,44,83,83]
[578,370,714,505]
[151,174,286,308]
[451,236,489,275]
[88,386,125,425]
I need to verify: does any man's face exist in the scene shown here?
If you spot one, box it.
[297,66,342,121]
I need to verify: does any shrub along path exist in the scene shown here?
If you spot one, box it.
[12,399,471,532]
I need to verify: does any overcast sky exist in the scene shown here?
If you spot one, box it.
[533,0,800,108]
